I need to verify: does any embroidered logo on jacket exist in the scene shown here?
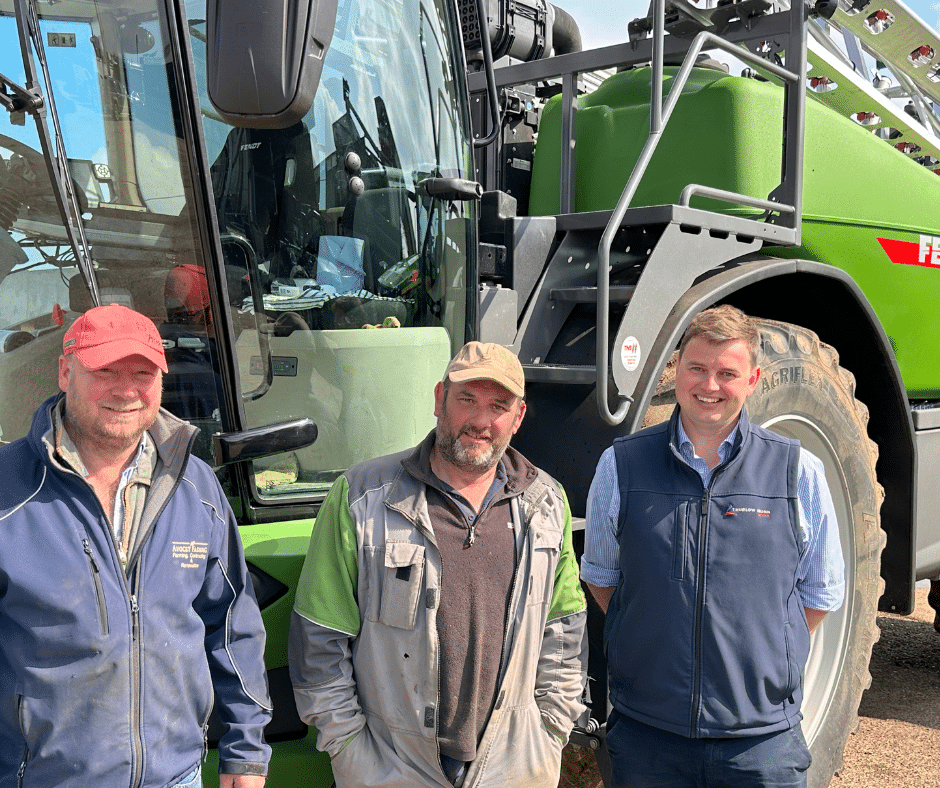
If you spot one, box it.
[172,541,209,569]
[724,503,771,518]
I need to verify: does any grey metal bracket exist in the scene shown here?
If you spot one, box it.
[0,72,42,117]
[514,220,599,364]
[608,220,763,411]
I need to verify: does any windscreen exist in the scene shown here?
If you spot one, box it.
[190,0,475,499]
[0,0,475,504]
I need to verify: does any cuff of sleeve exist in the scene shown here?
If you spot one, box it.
[541,715,568,744]
[219,761,268,777]
[335,730,360,756]
[798,581,845,612]
[579,560,619,589]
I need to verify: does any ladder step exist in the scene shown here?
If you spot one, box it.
[551,285,636,303]
[522,363,597,384]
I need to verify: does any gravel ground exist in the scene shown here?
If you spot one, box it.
[559,586,940,788]
[831,586,940,788]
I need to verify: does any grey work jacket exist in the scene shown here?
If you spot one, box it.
[289,440,587,788]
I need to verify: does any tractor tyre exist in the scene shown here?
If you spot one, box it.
[643,318,884,788]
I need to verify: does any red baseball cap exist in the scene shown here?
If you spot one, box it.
[63,304,168,373]
[165,264,210,315]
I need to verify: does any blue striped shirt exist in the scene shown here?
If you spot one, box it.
[581,419,845,612]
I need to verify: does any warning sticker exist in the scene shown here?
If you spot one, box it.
[621,336,641,372]
[878,235,940,268]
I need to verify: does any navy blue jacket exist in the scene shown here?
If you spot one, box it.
[0,396,271,787]
[605,408,807,738]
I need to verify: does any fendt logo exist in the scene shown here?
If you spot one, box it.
[878,235,940,268]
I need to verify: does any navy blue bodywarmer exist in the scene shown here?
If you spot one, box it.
[604,407,806,739]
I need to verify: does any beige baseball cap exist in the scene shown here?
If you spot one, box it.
[443,341,524,398]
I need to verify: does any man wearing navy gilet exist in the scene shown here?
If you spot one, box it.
[582,306,844,788]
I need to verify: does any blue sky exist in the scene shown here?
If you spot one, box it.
[562,0,940,50]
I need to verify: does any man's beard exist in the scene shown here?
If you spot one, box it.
[434,392,516,474]
[63,402,156,455]
[436,410,518,475]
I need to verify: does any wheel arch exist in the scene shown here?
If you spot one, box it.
[628,255,915,613]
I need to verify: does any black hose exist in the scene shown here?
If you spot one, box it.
[473,0,503,148]
[551,4,582,55]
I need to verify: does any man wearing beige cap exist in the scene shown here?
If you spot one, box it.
[289,341,587,788]
[0,304,271,787]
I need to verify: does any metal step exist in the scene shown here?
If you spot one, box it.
[522,363,598,385]
[550,285,636,303]
[554,203,799,245]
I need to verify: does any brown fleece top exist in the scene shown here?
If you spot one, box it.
[402,431,538,762]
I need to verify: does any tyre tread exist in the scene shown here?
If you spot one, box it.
[756,319,884,787]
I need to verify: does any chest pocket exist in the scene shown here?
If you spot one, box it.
[672,498,698,582]
[370,541,426,630]
[526,522,562,607]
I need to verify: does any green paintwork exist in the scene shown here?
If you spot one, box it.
[193,520,335,786]
[529,66,940,396]
[203,521,336,786]
[201,731,331,788]
[241,522,317,668]
[242,326,452,500]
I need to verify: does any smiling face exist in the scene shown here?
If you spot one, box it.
[58,354,163,456]
[433,378,526,476]
[675,336,761,444]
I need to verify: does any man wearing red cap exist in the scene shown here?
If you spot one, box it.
[0,304,271,787]
[289,341,587,788]
[165,263,213,329]
[161,264,225,421]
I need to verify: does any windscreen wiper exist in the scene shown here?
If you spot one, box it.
[4,0,100,305]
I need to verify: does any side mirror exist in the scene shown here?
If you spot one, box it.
[205,0,339,129]
[212,418,319,466]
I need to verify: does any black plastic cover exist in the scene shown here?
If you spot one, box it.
[212,418,318,465]
[206,0,338,129]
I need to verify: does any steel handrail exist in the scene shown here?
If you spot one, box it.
[678,184,798,213]
[594,0,803,425]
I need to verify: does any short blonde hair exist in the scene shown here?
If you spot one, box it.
[678,305,759,368]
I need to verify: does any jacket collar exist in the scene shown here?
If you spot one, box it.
[667,405,751,464]
[388,430,539,531]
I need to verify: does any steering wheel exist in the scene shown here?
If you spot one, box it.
[0,132,47,177]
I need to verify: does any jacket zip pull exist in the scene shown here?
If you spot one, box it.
[523,489,549,522]
[16,693,27,788]
[130,594,140,639]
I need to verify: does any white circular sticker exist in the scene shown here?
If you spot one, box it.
[621,336,641,372]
